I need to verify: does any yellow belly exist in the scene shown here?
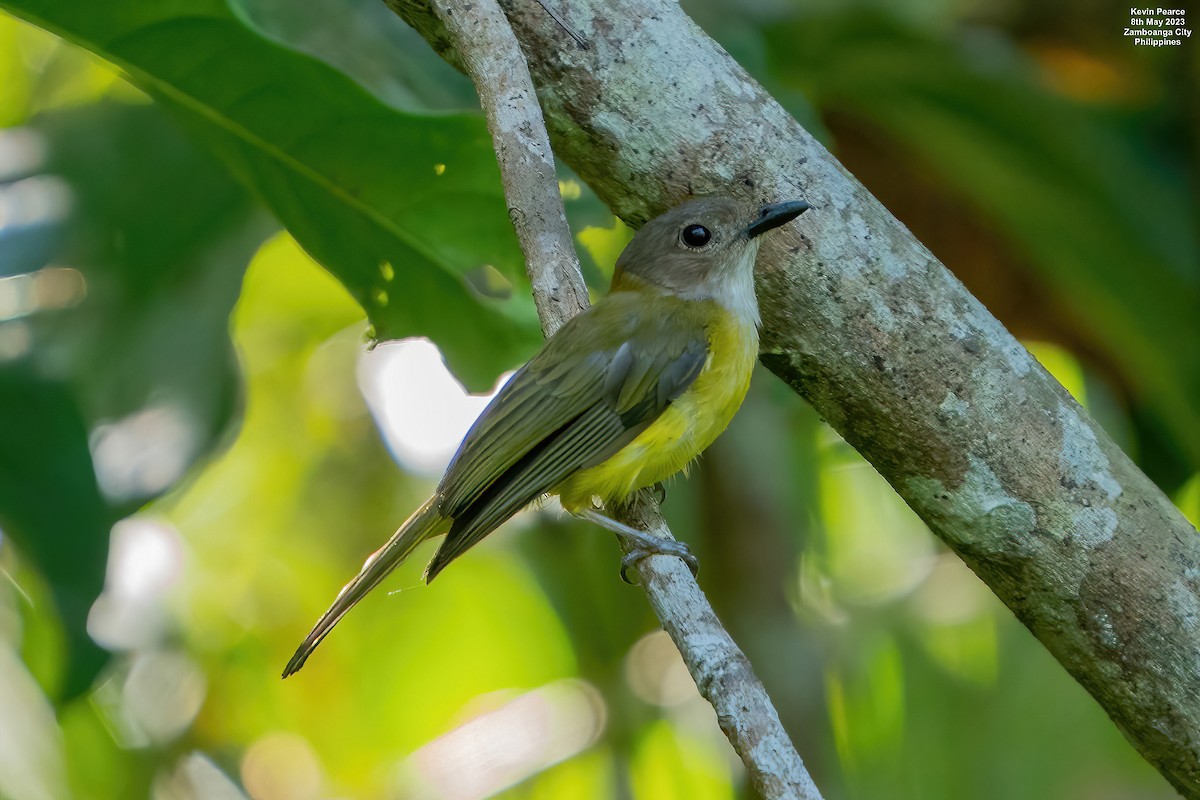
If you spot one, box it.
[556,311,758,511]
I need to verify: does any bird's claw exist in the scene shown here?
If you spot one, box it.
[572,507,698,584]
[619,540,699,584]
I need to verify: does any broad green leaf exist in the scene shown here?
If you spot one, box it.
[766,13,1200,469]
[0,0,542,389]
[232,0,478,113]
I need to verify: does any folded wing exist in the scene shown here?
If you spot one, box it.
[427,295,707,579]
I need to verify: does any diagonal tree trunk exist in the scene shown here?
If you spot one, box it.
[387,0,1200,794]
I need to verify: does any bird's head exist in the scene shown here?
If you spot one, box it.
[613,195,809,320]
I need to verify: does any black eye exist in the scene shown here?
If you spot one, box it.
[681,224,711,247]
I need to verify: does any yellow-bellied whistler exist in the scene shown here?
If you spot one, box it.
[284,195,808,676]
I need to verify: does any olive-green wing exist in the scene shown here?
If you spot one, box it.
[436,344,608,517]
[437,297,701,516]
[426,306,707,580]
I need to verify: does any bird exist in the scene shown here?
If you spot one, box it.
[283,194,809,677]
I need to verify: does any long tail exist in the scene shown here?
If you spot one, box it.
[282,497,444,677]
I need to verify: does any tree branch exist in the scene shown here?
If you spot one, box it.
[427,0,587,335]
[426,1,825,797]
[392,0,1200,794]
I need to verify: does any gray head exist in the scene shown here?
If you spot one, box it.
[613,196,808,312]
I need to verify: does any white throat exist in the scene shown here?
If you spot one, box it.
[692,246,761,329]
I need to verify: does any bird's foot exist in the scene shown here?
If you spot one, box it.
[647,482,667,505]
[574,508,698,583]
[618,536,698,584]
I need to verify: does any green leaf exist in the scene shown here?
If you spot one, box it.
[231,0,478,112]
[1,0,542,389]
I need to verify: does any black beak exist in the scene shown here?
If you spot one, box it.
[746,200,810,238]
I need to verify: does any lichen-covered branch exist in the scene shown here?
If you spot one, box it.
[391,0,1200,794]
[617,494,826,800]
[427,2,825,797]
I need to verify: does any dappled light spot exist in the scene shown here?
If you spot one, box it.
[433,163,446,176]
[577,216,634,281]
[94,649,206,747]
[630,718,739,798]
[824,637,906,775]
[0,128,47,182]
[624,630,698,707]
[0,266,86,320]
[1027,43,1132,103]
[153,752,248,800]
[241,732,323,800]
[908,554,998,686]
[625,632,738,778]
[88,516,184,651]
[795,553,850,627]
[0,174,71,230]
[908,553,989,626]
[358,338,511,476]
[813,430,936,607]
[557,179,582,200]
[89,401,199,501]
[393,679,605,800]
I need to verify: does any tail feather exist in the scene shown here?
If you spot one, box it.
[283,497,444,677]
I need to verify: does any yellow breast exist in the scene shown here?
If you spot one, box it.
[557,306,758,511]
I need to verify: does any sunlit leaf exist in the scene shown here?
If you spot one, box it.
[0,0,542,389]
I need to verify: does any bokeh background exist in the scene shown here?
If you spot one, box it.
[0,0,1196,797]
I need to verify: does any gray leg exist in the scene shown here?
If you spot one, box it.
[575,508,699,583]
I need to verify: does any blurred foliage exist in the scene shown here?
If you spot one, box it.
[0,0,1195,799]
[0,79,265,700]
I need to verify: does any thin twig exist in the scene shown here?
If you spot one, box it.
[430,0,587,336]
[426,1,824,797]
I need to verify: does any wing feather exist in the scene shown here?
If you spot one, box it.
[426,294,712,579]
[426,405,631,579]
[439,349,609,516]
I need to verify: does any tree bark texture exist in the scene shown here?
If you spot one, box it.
[386,0,1200,793]
[429,0,589,336]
